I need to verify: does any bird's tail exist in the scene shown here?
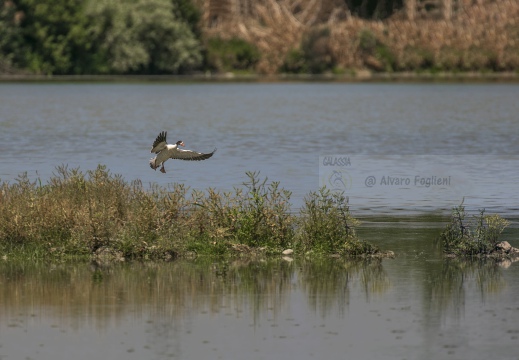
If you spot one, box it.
[149,157,158,170]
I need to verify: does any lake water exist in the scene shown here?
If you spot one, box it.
[0,82,518,359]
[1,228,519,360]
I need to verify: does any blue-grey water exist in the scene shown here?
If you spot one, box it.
[0,82,518,360]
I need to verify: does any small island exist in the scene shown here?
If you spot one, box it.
[438,201,517,260]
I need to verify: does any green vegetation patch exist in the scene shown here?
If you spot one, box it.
[205,37,260,73]
[281,27,336,74]
[296,188,380,256]
[0,166,387,261]
[0,0,203,75]
[438,200,513,257]
[358,29,395,72]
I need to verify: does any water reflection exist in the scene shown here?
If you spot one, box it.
[1,256,510,326]
[1,252,518,360]
[298,258,390,316]
[427,258,506,320]
[0,258,391,326]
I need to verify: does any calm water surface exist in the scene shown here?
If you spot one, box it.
[1,227,519,360]
[0,82,518,359]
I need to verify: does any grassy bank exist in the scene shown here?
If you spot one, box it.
[0,166,388,261]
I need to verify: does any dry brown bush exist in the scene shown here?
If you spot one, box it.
[200,0,519,73]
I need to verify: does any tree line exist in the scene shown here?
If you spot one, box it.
[0,0,204,75]
[2,0,515,76]
[0,0,411,75]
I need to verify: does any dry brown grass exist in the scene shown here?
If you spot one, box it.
[201,0,519,73]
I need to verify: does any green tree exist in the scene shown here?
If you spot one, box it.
[0,0,24,73]
[13,0,92,74]
[172,0,202,37]
[85,0,202,74]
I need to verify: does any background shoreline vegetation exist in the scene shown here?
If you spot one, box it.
[0,166,390,261]
[1,0,518,77]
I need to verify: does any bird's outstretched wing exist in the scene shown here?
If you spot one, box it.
[171,148,217,161]
[151,131,167,153]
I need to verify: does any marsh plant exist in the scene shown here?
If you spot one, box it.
[188,171,294,254]
[438,201,510,256]
[0,167,382,260]
[296,188,379,256]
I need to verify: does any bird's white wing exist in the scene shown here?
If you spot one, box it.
[171,148,217,161]
[151,131,168,153]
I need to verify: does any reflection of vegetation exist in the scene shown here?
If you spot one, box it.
[0,257,389,327]
[428,258,505,318]
[438,201,510,257]
[0,167,387,259]
[299,258,390,314]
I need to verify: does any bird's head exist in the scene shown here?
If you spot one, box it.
[176,140,185,147]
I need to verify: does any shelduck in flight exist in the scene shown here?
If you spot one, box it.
[149,131,216,173]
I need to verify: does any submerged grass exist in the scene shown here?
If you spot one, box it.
[0,166,386,261]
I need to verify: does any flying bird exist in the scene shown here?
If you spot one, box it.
[149,131,216,173]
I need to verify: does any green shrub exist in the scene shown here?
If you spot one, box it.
[190,171,293,253]
[280,48,307,74]
[358,29,396,72]
[438,200,510,256]
[205,37,260,73]
[300,27,335,74]
[296,188,378,256]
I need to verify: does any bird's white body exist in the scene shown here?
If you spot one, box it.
[149,131,216,173]
[150,143,180,170]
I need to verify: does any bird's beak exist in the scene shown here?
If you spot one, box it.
[180,142,185,147]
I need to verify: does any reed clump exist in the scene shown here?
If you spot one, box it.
[0,166,385,260]
[438,200,512,257]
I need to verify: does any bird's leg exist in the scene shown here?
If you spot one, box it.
[160,165,166,173]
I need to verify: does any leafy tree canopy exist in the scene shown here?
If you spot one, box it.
[0,0,203,74]
[85,0,202,74]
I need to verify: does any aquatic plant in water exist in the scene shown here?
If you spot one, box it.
[438,200,511,257]
[296,187,380,256]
